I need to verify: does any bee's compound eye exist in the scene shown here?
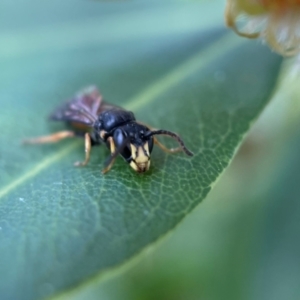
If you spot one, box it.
[122,146,132,161]
[113,128,126,148]
[113,129,131,161]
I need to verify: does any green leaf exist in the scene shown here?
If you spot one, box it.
[0,1,281,300]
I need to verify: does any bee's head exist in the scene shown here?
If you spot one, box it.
[109,123,193,174]
[113,124,153,173]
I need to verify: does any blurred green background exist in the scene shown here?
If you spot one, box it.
[2,0,300,300]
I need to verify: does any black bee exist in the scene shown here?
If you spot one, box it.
[24,86,193,173]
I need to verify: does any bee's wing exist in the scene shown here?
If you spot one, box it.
[49,86,104,126]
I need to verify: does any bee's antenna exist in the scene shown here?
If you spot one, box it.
[145,130,193,156]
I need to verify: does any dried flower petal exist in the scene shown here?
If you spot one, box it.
[225,0,300,56]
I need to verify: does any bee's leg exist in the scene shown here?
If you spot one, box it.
[22,130,75,144]
[74,133,92,167]
[153,137,183,154]
[102,137,116,174]
[137,121,183,154]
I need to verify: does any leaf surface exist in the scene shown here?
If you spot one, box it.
[0,1,281,300]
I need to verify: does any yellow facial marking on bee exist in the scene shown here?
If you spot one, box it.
[130,144,137,160]
[130,143,150,172]
[129,161,139,172]
[144,142,150,157]
[136,146,148,164]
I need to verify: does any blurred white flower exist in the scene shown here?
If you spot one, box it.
[225,0,300,56]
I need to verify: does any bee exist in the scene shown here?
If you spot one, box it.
[23,86,193,173]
